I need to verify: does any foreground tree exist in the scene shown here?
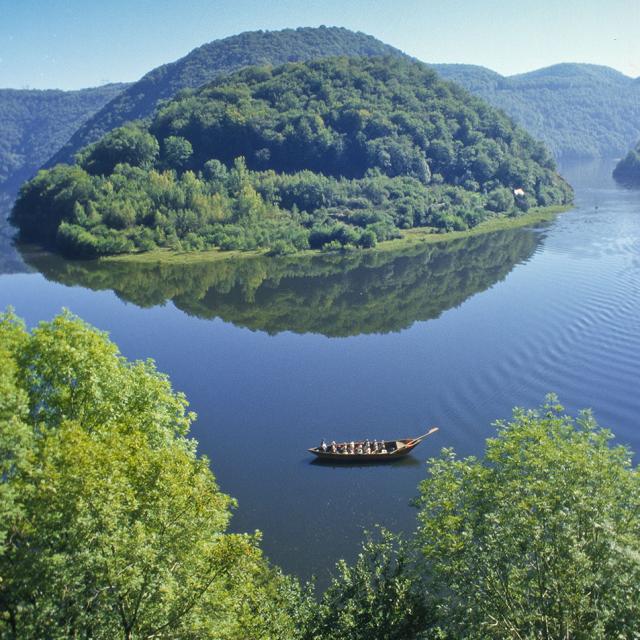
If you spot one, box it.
[303,530,434,640]
[0,310,301,639]
[415,397,640,640]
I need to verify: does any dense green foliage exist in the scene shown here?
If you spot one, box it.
[14,56,571,257]
[413,397,640,638]
[303,531,434,640]
[613,140,640,185]
[0,84,127,191]
[22,226,541,336]
[47,27,405,166]
[0,310,302,639]
[433,63,640,159]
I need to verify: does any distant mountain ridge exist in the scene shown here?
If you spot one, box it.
[0,83,129,192]
[47,27,407,167]
[432,62,640,159]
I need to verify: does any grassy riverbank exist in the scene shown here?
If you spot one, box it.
[102,204,571,266]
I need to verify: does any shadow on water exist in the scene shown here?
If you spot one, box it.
[0,189,29,276]
[308,455,422,469]
[20,224,546,337]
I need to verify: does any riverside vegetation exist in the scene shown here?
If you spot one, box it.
[1,309,639,639]
[21,226,541,337]
[12,56,572,258]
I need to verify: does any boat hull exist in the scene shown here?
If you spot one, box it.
[309,439,419,462]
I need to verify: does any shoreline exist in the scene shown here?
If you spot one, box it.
[99,204,572,265]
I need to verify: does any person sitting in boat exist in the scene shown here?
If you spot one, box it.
[365,445,371,454]
[330,440,337,453]
[373,439,378,451]
[321,440,327,452]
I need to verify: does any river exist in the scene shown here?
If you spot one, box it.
[0,157,638,584]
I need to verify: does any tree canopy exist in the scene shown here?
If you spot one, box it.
[46,27,406,167]
[0,309,301,639]
[12,56,572,258]
[414,398,640,639]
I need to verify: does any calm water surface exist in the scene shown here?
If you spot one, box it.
[0,158,638,584]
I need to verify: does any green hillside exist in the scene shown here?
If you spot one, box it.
[432,62,640,159]
[0,83,128,191]
[46,26,406,166]
[13,56,572,258]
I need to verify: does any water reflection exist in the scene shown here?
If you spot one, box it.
[21,226,544,336]
[0,190,29,275]
[309,455,422,469]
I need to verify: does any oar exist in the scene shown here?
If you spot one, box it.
[408,427,439,445]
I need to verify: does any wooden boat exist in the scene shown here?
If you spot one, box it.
[308,428,438,462]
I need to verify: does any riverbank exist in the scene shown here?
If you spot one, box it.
[102,204,571,265]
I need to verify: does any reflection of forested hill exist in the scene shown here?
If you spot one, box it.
[0,191,28,275]
[22,227,542,336]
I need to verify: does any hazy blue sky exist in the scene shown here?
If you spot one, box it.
[1,0,638,90]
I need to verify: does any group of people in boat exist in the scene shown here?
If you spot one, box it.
[319,439,392,455]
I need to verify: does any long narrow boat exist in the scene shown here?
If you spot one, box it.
[308,428,438,462]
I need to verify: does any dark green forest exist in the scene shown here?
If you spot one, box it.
[46,29,640,169]
[433,63,640,159]
[613,140,640,185]
[13,56,572,257]
[46,27,405,167]
[22,226,541,336]
[0,84,128,191]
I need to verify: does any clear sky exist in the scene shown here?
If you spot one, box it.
[1,0,638,90]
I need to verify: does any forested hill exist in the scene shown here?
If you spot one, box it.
[613,141,640,185]
[13,56,572,258]
[432,63,640,159]
[47,27,406,167]
[0,83,128,192]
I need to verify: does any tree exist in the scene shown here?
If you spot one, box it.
[414,397,640,640]
[79,123,159,175]
[303,530,435,640]
[163,136,193,170]
[0,310,301,639]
